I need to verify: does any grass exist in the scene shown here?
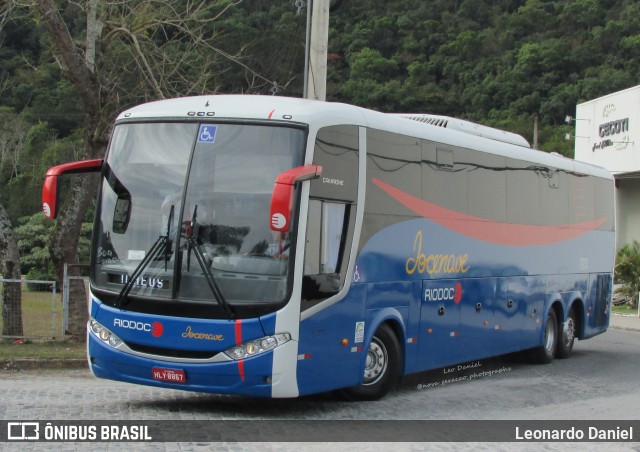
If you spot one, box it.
[0,340,86,360]
[612,303,640,316]
[1,282,66,341]
[0,281,89,362]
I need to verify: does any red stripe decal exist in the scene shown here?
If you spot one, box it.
[234,319,242,345]
[235,320,244,381]
[372,178,607,246]
[268,109,276,119]
[237,360,245,382]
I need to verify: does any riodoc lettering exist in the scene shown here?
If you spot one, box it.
[424,283,462,303]
[114,319,151,332]
[406,231,470,275]
[425,287,455,301]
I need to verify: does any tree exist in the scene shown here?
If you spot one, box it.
[0,108,29,184]
[615,241,640,310]
[15,212,56,281]
[29,0,282,341]
[5,0,640,340]
[0,202,22,338]
[32,0,109,341]
[0,108,28,339]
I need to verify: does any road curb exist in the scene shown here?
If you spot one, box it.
[1,358,87,371]
[610,325,640,333]
[610,313,640,333]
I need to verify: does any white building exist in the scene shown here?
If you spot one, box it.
[574,85,640,248]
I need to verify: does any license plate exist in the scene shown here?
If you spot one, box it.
[152,367,186,383]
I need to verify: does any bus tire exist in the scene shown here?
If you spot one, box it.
[556,306,577,359]
[526,308,557,364]
[340,323,401,401]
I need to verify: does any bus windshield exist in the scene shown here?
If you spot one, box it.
[91,121,306,314]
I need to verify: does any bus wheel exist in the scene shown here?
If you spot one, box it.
[526,309,557,364]
[556,307,577,359]
[340,323,401,401]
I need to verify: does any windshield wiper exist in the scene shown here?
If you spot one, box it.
[185,204,237,319]
[186,205,197,272]
[115,206,173,308]
[164,205,174,271]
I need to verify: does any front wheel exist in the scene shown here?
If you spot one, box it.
[339,323,401,401]
[556,307,577,359]
[526,309,558,364]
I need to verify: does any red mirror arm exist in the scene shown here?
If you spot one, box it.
[270,165,322,232]
[42,159,103,219]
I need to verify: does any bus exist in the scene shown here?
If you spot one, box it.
[42,95,615,400]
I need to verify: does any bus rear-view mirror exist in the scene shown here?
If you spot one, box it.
[270,164,322,232]
[42,159,104,220]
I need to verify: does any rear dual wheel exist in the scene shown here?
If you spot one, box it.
[556,307,577,359]
[526,306,579,364]
[526,309,558,364]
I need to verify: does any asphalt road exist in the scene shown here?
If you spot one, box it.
[1,328,639,451]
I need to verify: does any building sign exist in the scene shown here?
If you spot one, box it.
[592,104,630,152]
[575,85,640,173]
[599,117,629,137]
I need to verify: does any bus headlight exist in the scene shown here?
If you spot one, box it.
[89,318,123,348]
[224,333,291,360]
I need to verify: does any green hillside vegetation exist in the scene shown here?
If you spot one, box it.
[1,0,640,277]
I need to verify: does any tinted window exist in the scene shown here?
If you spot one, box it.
[464,150,506,222]
[423,141,468,216]
[506,158,541,225]
[309,126,359,202]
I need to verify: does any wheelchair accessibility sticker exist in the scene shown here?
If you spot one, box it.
[198,125,217,143]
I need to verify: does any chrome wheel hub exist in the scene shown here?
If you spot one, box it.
[363,338,388,385]
[544,316,557,355]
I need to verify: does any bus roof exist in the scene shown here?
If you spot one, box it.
[116,95,612,180]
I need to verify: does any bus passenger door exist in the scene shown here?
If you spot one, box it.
[418,279,462,371]
[296,125,362,395]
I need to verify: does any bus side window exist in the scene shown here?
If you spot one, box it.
[302,199,349,309]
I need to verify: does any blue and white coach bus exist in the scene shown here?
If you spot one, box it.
[42,95,614,400]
